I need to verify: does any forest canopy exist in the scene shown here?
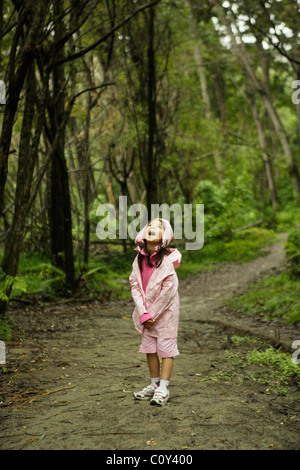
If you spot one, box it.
[0,0,300,312]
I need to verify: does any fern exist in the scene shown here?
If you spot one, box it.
[0,270,27,302]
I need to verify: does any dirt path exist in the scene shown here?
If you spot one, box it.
[1,233,300,450]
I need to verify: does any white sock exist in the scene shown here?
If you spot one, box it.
[151,377,160,386]
[159,379,169,391]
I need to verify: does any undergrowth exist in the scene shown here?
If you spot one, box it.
[170,227,277,278]
[2,227,277,301]
[202,336,300,396]
[0,317,11,341]
[225,271,300,324]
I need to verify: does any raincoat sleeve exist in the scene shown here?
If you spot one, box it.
[148,272,177,321]
[129,270,148,318]
[140,312,152,324]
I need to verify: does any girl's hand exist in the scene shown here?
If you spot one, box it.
[143,318,155,330]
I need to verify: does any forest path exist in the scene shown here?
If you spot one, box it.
[1,233,300,450]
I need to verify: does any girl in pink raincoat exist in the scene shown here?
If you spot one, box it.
[129,218,181,406]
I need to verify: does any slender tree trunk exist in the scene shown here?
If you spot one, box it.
[48,0,75,289]
[294,71,300,146]
[146,6,158,214]
[0,0,50,215]
[0,1,3,59]
[0,59,45,314]
[0,37,27,215]
[2,62,36,278]
[0,64,36,314]
[247,88,278,209]
[186,0,223,183]
[291,29,300,146]
[83,92,91,265]
[213,1,300,202]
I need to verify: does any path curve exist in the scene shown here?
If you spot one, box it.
[1,233,300,450]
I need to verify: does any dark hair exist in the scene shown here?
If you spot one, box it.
[138,245,171,270]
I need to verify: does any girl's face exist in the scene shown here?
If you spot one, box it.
[145,219,164,245]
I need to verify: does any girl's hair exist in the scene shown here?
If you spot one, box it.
[137,219,171,269]
[138,246,171,269]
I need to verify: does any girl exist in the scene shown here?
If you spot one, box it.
[129,218,181,406]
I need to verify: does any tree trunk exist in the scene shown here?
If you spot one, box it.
[0,0,50,216]
[247,88,278,209]
[0,62,36,315]
[291,28,300,145]
[48,0,75,289]
[0,58,46,315]
[146,6,158,214]
[186,0,223,183]
[83,96,91,266]
[2,62,36,278]
[213,1,300,202]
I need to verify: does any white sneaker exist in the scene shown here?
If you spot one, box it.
[133,383,158,400]
[150,386,169,406]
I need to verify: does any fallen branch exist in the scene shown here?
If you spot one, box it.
[5,385,75,408]
[9,297,35,305]
[233,219,264,232]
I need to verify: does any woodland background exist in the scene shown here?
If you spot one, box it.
[0,0,300,325]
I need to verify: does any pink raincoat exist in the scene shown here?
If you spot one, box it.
[129,244,182,339]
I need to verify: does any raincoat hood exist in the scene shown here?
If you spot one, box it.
[134,218,174,253]
[167,248,182,269]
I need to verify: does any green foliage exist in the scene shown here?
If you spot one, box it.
[0,267,27,303]
[230,334,264,345]
[246,347,300,396]
[1,0,300,311]
[176,227,277,279]
[0,318,12,340]
[286,228,300,277]
[222,227,277,261]
[276,204,300,232]
[36,267,66,298]
[202,337,300,396]
[195,176,259,241]
[194,180,225,217]
[82,249,135,300]
[225,271,300,324]
[10,248,135,301]
[11,253,67,298]
[8,227,277,302]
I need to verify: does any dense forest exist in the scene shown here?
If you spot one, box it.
[0,0,300,316]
